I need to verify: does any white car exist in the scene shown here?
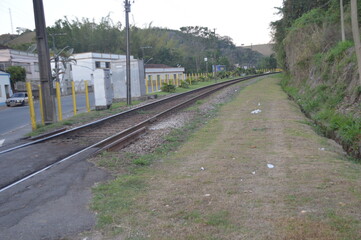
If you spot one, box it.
[6,92,29,107]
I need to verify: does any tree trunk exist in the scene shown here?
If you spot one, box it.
[351,0,361,85]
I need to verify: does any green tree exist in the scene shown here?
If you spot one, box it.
[6,66,26,91]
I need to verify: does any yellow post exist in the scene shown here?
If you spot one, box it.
[175,74,178,86]
[145,77,149,94]
[160,76,163,88]
[26,82,37,130]
[150,75,154,93]
[85,80,90,112]
[38,84,44,125]
[56,81,63,121]
[155,76,159,91]
[72,81,77,115]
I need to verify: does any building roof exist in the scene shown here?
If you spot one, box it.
[145,64,173,69]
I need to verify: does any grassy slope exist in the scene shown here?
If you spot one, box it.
[90,75,361,239]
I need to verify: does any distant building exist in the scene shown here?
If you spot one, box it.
[0,49,39,83]
[0,71,12,106]
[145,64,185,91]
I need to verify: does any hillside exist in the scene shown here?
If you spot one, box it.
[1,19,272,73]
[241,43,275,56]
[272,0,361,158]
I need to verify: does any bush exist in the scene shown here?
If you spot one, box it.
[179,80,189,88]
[161,83,176,93]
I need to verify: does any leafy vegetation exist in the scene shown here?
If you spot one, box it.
[40,17,269,73]
[6,66,26,91]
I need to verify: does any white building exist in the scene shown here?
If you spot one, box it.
[0,49,39,83]
[72,52,133,84]
[145,64,185,90]
[0,71,12,106]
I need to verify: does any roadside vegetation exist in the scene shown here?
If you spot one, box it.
[272,0,361,158]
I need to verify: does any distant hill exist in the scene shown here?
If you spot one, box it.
[240,44,275,56]
[6,32,36,46]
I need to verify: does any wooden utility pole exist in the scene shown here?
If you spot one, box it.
[351,0,361,85]
[32,0,56,123]
[340,0,346,41]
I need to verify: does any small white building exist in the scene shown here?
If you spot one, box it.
[0,49,39,83]
[72,52,133,85]
[0,71,12,106]
[145,64,185,89]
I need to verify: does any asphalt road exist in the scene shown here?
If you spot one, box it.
[0,147,111,240]
[0,93,95,148]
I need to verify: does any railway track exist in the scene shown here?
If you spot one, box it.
[0,73,274,193]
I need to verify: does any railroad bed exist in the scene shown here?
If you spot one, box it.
[0,74,275,192]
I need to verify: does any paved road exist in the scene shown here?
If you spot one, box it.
[0,93,94,148]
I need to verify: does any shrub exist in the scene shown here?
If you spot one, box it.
[161,83,176,93]
[179,80,189,88]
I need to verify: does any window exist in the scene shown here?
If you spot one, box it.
[105,62,110,69]
[95,61,101,69]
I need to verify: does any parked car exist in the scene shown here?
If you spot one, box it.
[6,92,29,107]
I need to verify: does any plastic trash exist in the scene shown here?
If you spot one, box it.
[267,164,275,169]
[318,148,325,151]
[251,109,262,114]
[200,167,205,171]
[252,171,256,175]
[258,102,261,106]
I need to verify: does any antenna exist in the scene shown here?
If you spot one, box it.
[27,44,37,53]
[9,9,14,34]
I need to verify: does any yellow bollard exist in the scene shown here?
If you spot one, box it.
[85,80,90,112]
[26,82,37,130]
[56,82,63,121]
[38,84,44,125]
[150,76,154,93]
[155,76,158,91]
[145,77,149,94]
[72,81,77,116]
[160,76,163,89]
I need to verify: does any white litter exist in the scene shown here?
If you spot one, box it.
[200,167,205,171]
[267,164,275,169]
[252,171,256,175]
[251,109,262,114]
[318,148,325,151]
[204,194,211,197]
[258,102,261,106]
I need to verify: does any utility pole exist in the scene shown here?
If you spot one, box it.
[32,0,56,124]
[340,0,346,41]
[125,0,131,105]
[351,0,361,85]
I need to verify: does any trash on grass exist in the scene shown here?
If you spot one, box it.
[200,167,205,171]
[204,194,211,197]
[251,109,262,114]
[267,164,275,169]
[252,171,256,175]
[258,102,261,106]
[318,148,325,151]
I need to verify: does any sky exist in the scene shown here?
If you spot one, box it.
[0,0,283,46]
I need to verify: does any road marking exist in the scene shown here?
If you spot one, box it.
[0,139,4,147]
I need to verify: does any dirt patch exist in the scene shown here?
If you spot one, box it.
[86,75,361,239]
